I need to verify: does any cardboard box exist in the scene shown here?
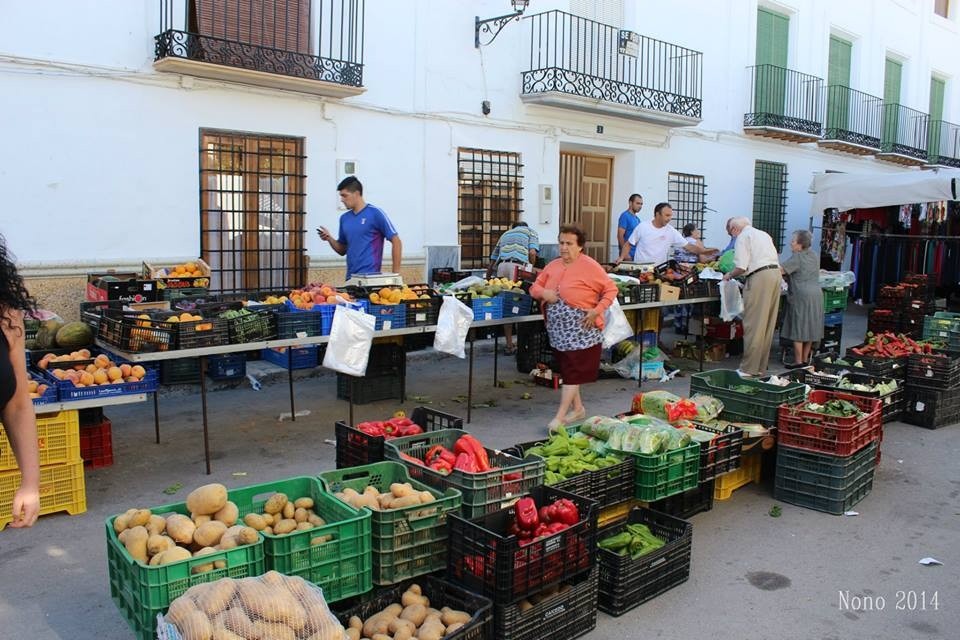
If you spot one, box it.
[143,259,212,290]
[659,283,681,302]
[86,273,159,303]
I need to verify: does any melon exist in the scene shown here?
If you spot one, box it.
[34,319,65,350]
[55,322,94,349]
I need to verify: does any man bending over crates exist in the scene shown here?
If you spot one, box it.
[487,221,540,354]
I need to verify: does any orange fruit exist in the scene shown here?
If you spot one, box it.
[185,262,197,272]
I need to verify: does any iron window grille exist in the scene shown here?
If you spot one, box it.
[752,160,788,252]
[200,130,307,295]
[667,172,707,240]
[457,148,524,269]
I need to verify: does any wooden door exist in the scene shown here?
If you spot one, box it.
[560,152,612,262]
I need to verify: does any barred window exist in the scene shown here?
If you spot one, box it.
[752,160,788,251]
[200,130,307,294]
[457,148,524,269]
[667,172,707,239]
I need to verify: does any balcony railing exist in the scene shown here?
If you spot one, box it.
[744,65,824,138]
[521,11,703,122]
[155,0,364,91]
[822,85,883,150]
[927,120,960,167]
[880,103,929,160]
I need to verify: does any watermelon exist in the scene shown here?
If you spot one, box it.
[55,321,94,349]
[34,319,64,349]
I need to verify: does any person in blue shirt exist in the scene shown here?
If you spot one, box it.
[616,194,644,260]
[317,176,403,280]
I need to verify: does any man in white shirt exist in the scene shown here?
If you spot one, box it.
[722,216,781,377]
[615,202,717,265]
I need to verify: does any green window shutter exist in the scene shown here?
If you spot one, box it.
[755,9,789,116]
[882,58,903,149]
[827,36,851,87]
[930,77,946,121]
[929,77,946,159]
[826,37,852,133]
[884,58,902,104]
[752,161,788,252]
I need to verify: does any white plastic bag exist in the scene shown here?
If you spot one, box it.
[602,299,633,349]
[719,279,744,321]
[450,275,485,290]
[434,295,474,358]
[322,305,376,376]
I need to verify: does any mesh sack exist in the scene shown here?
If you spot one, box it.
[158,571,345,640]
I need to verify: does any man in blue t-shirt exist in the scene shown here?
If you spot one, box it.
[317,176,403,280]
[616,194,644,260]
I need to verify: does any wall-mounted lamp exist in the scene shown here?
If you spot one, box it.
[475,0,530,48]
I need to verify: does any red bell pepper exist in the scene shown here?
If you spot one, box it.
[454,435,491,471]
[454,452,479,473]
[399,452,424,466]
[551,498,579,525]
[397,423,423,437]
[429,458,453,474]
[515,496,539,532]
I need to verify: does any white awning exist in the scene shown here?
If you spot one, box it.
[809,169,960,213]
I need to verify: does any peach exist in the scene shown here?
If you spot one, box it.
[94,354,111,369]
[79,372,95,386]
[27,380,39,393]
[107,366,123,382]
[119,364,132,378]
[93,369,108,385]
[131,365,146,380]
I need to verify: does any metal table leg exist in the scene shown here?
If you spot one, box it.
[467,333,475,424]
[288,349,296,421]
[153,391,161,444]
[699,301,706,372]
[199,355,212,475]
[349,377,355,427]
[493,331,499,387]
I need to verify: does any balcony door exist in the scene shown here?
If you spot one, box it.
[191,0,311,54]
[883,58,903,147]
[929,77,946,158]
[755,8,789,117]
[826,36,852,133]
[559,152,612,262]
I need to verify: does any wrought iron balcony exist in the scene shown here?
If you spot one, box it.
[926,120,960,168]
[744,65,824,142]
[818,86,883,155]
[877,103,929,166]
[520,11,702,126]
[154,0,365,98]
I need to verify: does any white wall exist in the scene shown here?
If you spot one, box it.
[1,0,958,270]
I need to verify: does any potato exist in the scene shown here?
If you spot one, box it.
[213,501,239,526]
[216,608,258,639]
[392,629,413,640]
[401,589,428,607]
[390,482,414,498]
[388,495,421,509]
[307,513,326,527]
[237,527,259,545]
[273,518,298,535]
[193,514,212,527]
[419,491,436,504]
[261,512,275,526]
[145,514,167,536]
[361,613,392,639]
[407,584,421,595]
[147,534,175,557]
[296,522,313,531]
[263,492,289,515]
[129,509,152,528]
[243,513,267,531]
[194,521,228,547]
[187,483,229,516]
[418,617,446,640]
[165,596,198,627]
[294,497,314,509]
[371,634,393,640]
[344,628,360,640]
[211,625,244,640]
[251,621,296,640]
[446,622,465,634]
[348,616,363,630]
[294,507,309,523]
[223,525,245,539]
[238,580,304,623]
[399,603,427,627]
[113,508,137,534]
[217,535,238,551]
[264,526,273,535]
[191,547,219,574]
[441,607,471,626]
[179,609,213,640]
[149,552,165,566]
[310,535,333,545]
[166,514,197,545]
[282,501,296,520]
[195,577,235,617]
[388,618,416,636]
[123,526,149,563]
[158,546,192,565]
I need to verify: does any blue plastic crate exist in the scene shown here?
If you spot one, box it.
[30,373,58,406]
[367,304,407,331]
[824,311,844,327]
[261,345,319,370]
[49,368,160,401]
[471,297,503,321]
[206,353,247,380]
[641,330,658,349]
[499,291,533,318]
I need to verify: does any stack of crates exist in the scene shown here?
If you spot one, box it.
[446,485,600,640]
[689,369,807,428]
[0,410,86,530]
[820,284,849,354]
[775,391,882,514]
[79,408,113,468]
[336,343,405,404]
[922,311,960,348]
[903,352,960,429]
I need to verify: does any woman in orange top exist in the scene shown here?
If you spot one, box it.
[531,225,617,429]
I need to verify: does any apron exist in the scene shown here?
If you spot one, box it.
[545,299,602,352]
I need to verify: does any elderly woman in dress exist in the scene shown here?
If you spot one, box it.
[780,229,824,367]
[530,225,617,429]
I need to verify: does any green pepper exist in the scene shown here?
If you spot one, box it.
[598,531,632,551]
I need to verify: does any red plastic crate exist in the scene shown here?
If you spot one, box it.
[80,418,113,468]
[777,391,882,456]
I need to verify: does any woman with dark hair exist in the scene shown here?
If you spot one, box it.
[0,234,40,528]
[531,225,617,429]
[780,229,823,367]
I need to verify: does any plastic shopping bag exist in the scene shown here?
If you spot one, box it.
[322,305,376,376]
[434,296,474,358]
[719,279,743,321]
[602,299,633,349]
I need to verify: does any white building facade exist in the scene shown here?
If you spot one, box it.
[2,0,958,314]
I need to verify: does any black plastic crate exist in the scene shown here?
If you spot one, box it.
[906,352,960,389]
[368,343,406,373]
[160,358,200,385]
[516,324,555,373]
[493,569,598,640]
[654,260,698,286]
[275,307,324,339]
[635,282,660,303]
[403,333,434,352]
[647,479,714,520]
[867,310,900,335]
[432,268,473,285]
[336,575,492,640]
[335,407,464,468]
[693,424,744,482]
[447,485,598,604]
[791,369,904,424]
[97,310,175,353]
[79,300,125,333]
[681,279,719,299]
[210,304,278,343]
[773,443,876,515]
[337,371,405,405]
[206,353,246,380]
[843,345,908,379]
[903,385,960,429]
[404,297,440,327]
[596,507,692,616]
[822,323,842,344]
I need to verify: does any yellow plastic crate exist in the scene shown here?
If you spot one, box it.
[598,499,639,529]
[714,451,762,500]
[0,460,86,530]
[0,410,80,472]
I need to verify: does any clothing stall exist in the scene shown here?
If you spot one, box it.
[809,170,960,304]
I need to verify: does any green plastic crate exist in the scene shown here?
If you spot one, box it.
[774,450,876,515]
[922,312,960,341]
[229,476,372,602]
[822,286,849,313]
[106,501,265,640]
[690,369,807,426]
[320,462,461,585]
[775,442,877,490]
[384,429,545,519]
[623,441,701,501]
